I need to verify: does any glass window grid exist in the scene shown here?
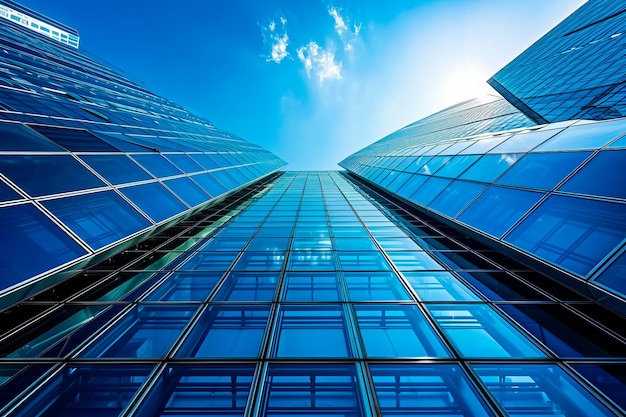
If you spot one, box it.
[1,172,624,416]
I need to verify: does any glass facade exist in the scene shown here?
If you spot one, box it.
[0,2,286,306]
[488,0,626,123]
[1,0,626,416]
[1,171,625,416]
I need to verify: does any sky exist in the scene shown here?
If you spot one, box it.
[20,0,586,170]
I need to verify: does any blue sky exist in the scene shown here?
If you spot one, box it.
[21,0,585,169]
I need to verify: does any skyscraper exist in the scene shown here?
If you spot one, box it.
[0,1,625,416]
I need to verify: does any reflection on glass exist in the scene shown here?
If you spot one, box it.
[370,364,493,416]
[344,272,410,301]
[282,272,341,302]
[273,305,351,358]
[135,365,255,417]
[261,364,365,416]
[177,305,269,358]
[403,271,481,301]
[355,304,450,358]
[427,304,546,358]
[473,364,616,416]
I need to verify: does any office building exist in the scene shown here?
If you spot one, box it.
[0,1,625,416]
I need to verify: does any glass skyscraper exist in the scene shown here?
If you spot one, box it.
[1,1,626,416]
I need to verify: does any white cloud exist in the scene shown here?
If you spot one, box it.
[326,6,361,54]
[328,7,348,35]
[260,17,290,64]
[297,41,342,83]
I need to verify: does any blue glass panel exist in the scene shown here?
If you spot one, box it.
[33,126,118,152]
[536,119,626,151]
[499,304,626,357]
[489,129,558,153]
[79,306,196,358]
[0,180,21,202]
[375,237,423,251]
[8,365,153,417]
[182,251,239,271]
[282,272,341,301]
[212,272,278,301]
[473,364,616,417]
[410,177,451,206]
[403,271,481,301]
[419,156,451,175]
[386,251,444,271]
[43,191,152,249]
[458,187,543,237]
[135,365,255,417]
[0,122,62,151]
[0,203,87,291]
[370,364,493,416]
[288,251,336,271]
[344,272,411,301]
[176,305,270,358]
[191,172,229,197]
[355,304,450,358]
[498,151,590,190]
[163,176,210,207]
[560,150,626,199]
[232,251,285,271]
[273,305,351,358]
[120,182,187,222]
[339,251,391,271]
[427,304,546,358]
[429,180,486,217]
[131,153,182,177]
[433,155,480,178]
[165,154,204,173]
[594,250,626,297]
[396,174,427,199]
[334,237,377,251]
[0,365,52,410]
[506,195,626,276]
[262,364,365,416]
[144,271,222,302]
[460,136,509,154]
[571,364,626,410]
[0,155,105,196]
[460,154,522,183]
[247,237,290,251]
[80,154,152,185]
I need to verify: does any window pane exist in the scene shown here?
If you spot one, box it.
[560,150,626,199]
[212,272,278,301]
[282,272,341,302]
[0,122,62,151]
[403,271,481,301]
[120,182,187,223]
[163,176,211,207]
[370,364,493,416]
[79,306,196,358]
[505,195,626,276]
[458,187,543,237]
[498,151,590,190]
[261,364,365,417]
[176,305,270,358]
[489,129,557,153]
[8,365,153,417]
[0,204,86,288]
[427,304,546,358]
[273,305,351,358]
[135,365,255,417]
[144,271,222,302]
[535,119,626,151]
[131,153,182,177]
[80,154,152,185]
[344,272,411,301]
[33,126,117,152]
[43,191,151,250]
[460,154,522,183]
[473,364,616,416]
[429,180,486,217]
[0,155,105,197]
[339,251,391,271]
[354,304,450,358]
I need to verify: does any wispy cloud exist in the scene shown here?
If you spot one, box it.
[328,7,347,35]
[326,6,361,54]
[260,16,289,64]
[297,41,342,83]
